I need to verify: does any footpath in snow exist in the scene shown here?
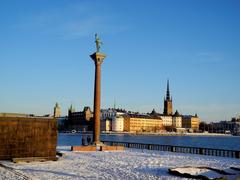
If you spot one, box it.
[0,146,240,180]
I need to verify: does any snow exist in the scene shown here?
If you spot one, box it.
[0,146,240,180]
[0,168,19,180]
[172,167,210,175]
[170,167,223,179]
[0,164,29,180]
[170,166,240,179]
[200,171,223,179]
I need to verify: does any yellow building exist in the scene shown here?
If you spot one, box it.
[100,119,112,132]
[182,114,200,132]
[123,114,163,133]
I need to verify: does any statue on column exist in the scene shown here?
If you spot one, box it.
[95,33,102,52]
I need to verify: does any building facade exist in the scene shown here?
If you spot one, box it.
[159,115,173,127]
[123,114,163,133]
[172,110,182,128]
[101,108,117,121]
[112,115,125,132]
[100,119,112,132]
[208,116,240,134]
[182,114,200,132]
[67,106,93,131]
[100,108,126,132]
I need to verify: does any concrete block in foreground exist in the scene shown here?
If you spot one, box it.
[0,115,57,160]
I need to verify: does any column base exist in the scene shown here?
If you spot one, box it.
[71,144,124,152]
[93,141,104,146]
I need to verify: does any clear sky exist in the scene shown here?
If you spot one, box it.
[0,0,239,122]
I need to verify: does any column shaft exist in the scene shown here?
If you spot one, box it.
[93,63,101,144]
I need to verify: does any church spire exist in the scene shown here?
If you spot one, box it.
[114,98,116,110]
[69,104,75,113]
[166,79,170,100]
[163,79,173,115]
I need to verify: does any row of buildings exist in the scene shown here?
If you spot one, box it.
[199,116,240,135]
[56,81,200,133]
[100,108,199,133]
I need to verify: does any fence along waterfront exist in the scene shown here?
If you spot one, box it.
[102,141,240,159]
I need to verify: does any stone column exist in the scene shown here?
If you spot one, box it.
[90,52,106,145]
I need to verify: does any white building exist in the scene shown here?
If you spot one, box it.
[101,109,126,132]
[112,115,124,132]
[172,111,182,128]
[159,115,173,127]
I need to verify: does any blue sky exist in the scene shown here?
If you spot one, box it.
[0,0,239,122]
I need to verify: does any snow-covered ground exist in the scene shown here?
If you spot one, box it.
[0,146,240,180]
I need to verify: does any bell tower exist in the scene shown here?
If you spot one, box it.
[54,102,61,118]
[163,80,173,115]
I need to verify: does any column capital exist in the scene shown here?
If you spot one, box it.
[90,52,106,65]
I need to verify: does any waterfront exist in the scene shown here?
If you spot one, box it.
[1,135,240,180]
[58,133,240,151]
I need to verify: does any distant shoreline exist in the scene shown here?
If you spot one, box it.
[101,131,233,137]
[59,131,233,137]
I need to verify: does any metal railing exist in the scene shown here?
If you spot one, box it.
[102,141,240,159]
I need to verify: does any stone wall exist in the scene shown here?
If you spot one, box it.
[0,116,57,160]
